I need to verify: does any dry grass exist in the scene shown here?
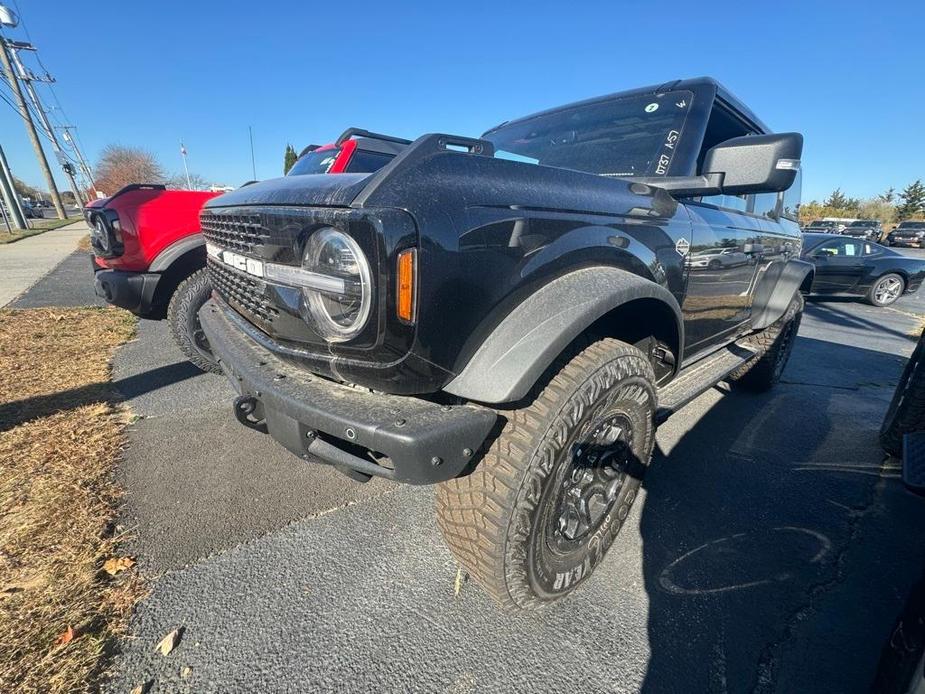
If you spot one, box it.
[0,307,139,693]
[77,235,91,252]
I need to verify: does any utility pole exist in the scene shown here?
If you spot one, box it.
[180,141,192,189]
[0,34,66,219]
[60,126,96,196]
[5,40,83,207]
[248,126,257,180]
[0,144,27,229]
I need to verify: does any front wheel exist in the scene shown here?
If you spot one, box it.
[868,273,905,307]
[436,338,657,609]
[167,267,221,374]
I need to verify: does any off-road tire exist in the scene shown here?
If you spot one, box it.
[435,338,657,610]
[880,330,925,457]
[167,268,221,374]
[727,292,803,392]
[867,273,905,307]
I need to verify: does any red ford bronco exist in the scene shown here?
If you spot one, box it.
[88,129,408,371]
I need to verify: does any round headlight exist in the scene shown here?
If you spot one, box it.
[301,227,372,342]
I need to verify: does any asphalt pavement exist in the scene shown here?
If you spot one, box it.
[16,247,925,693]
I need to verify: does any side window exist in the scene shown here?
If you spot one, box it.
[345,150,394,174]
[750,191,780,218]
[813,239,864,257]
[780,168,802,220]
[701,193,748,211]
[697,102,752,212]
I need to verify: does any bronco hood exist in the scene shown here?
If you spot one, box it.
[204,173,372,209]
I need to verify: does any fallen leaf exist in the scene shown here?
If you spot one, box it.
[156,628,182,656]
[130,680,153,694]
[180,666,192,679]
[55,626,75,646]
[454,567,467,597]
[103,556,136,576]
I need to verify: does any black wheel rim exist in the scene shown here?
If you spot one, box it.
[546,413,635,554]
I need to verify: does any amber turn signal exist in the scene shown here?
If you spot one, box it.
[397,248,416,323]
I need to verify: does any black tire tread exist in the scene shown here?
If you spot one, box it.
[167,267,221,374]
[880,331,925,457]
[435,338,654,609]
[727,293,804,392]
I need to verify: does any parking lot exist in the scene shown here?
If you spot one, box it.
[10,244,925,693]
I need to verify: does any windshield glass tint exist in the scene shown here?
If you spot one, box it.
[288,148,341,176]
[899,222,925,229]
[483,90,694,178]
[848,221,875,226]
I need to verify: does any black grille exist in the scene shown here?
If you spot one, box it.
[200,212,269,254]
[207,257,278,330]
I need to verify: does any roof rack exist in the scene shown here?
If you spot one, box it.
[335,128,412,147]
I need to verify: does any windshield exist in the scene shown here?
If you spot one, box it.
[483,90,694,178]
[848,220,875,226]
[898,221,925,229]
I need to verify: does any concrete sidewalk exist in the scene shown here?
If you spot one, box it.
[0,220,89,307]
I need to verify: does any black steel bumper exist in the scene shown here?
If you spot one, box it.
[94,268,161,317]
[199,298,498,484]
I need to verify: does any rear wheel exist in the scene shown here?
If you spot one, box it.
[167,267,221,374]
[868,273,905,307]
[728,292,803,392]
[436,338,657,609]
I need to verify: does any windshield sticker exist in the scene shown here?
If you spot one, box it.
[645,103,659,113]
[655,128,682,175]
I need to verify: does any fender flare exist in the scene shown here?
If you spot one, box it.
[149,235,205,272]
[443,267,684,404]
[750,258,814,330]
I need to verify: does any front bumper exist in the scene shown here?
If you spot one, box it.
[94,268,161,316]
[199,298,498,484]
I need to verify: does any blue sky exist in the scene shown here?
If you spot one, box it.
[0,0,922,203]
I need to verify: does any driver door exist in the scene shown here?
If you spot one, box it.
[809,238,866,293]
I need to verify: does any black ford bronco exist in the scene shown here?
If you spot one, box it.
[198,77,809,609]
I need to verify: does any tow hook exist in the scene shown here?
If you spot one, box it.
[233,395,268,433]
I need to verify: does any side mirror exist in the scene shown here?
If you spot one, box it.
[703,132,803,195]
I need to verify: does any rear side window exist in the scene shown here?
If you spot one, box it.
[288,148,341,176]
[345,150,395,174]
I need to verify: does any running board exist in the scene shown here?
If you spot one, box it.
[656,343,757,424]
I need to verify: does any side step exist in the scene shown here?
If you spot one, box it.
[656,342,757,424]
[903,433,925,497]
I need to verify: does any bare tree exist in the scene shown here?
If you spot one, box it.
[94,145,165,196]
[165,171,209,191]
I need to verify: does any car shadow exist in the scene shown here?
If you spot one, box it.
[805,299,920,342]
[0,361,202,433]
[636,336,921,692]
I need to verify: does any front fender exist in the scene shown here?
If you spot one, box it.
[443,267,683,404]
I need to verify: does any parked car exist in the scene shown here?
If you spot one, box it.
[803,220,841,233]
[801,233,925,306]
[841,219,883,242]
[22,200,41,219]
[198,76,808,609]
[887,221,925,248]
[89,130,407,372]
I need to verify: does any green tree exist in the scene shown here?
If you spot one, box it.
[896,179,925,220]
[823,188,849,209]
[283,144,298,174]
[878,187,896,204]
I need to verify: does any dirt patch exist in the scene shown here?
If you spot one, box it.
[0,307,139,693]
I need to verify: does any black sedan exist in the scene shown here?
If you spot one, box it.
[801,233,925,307]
